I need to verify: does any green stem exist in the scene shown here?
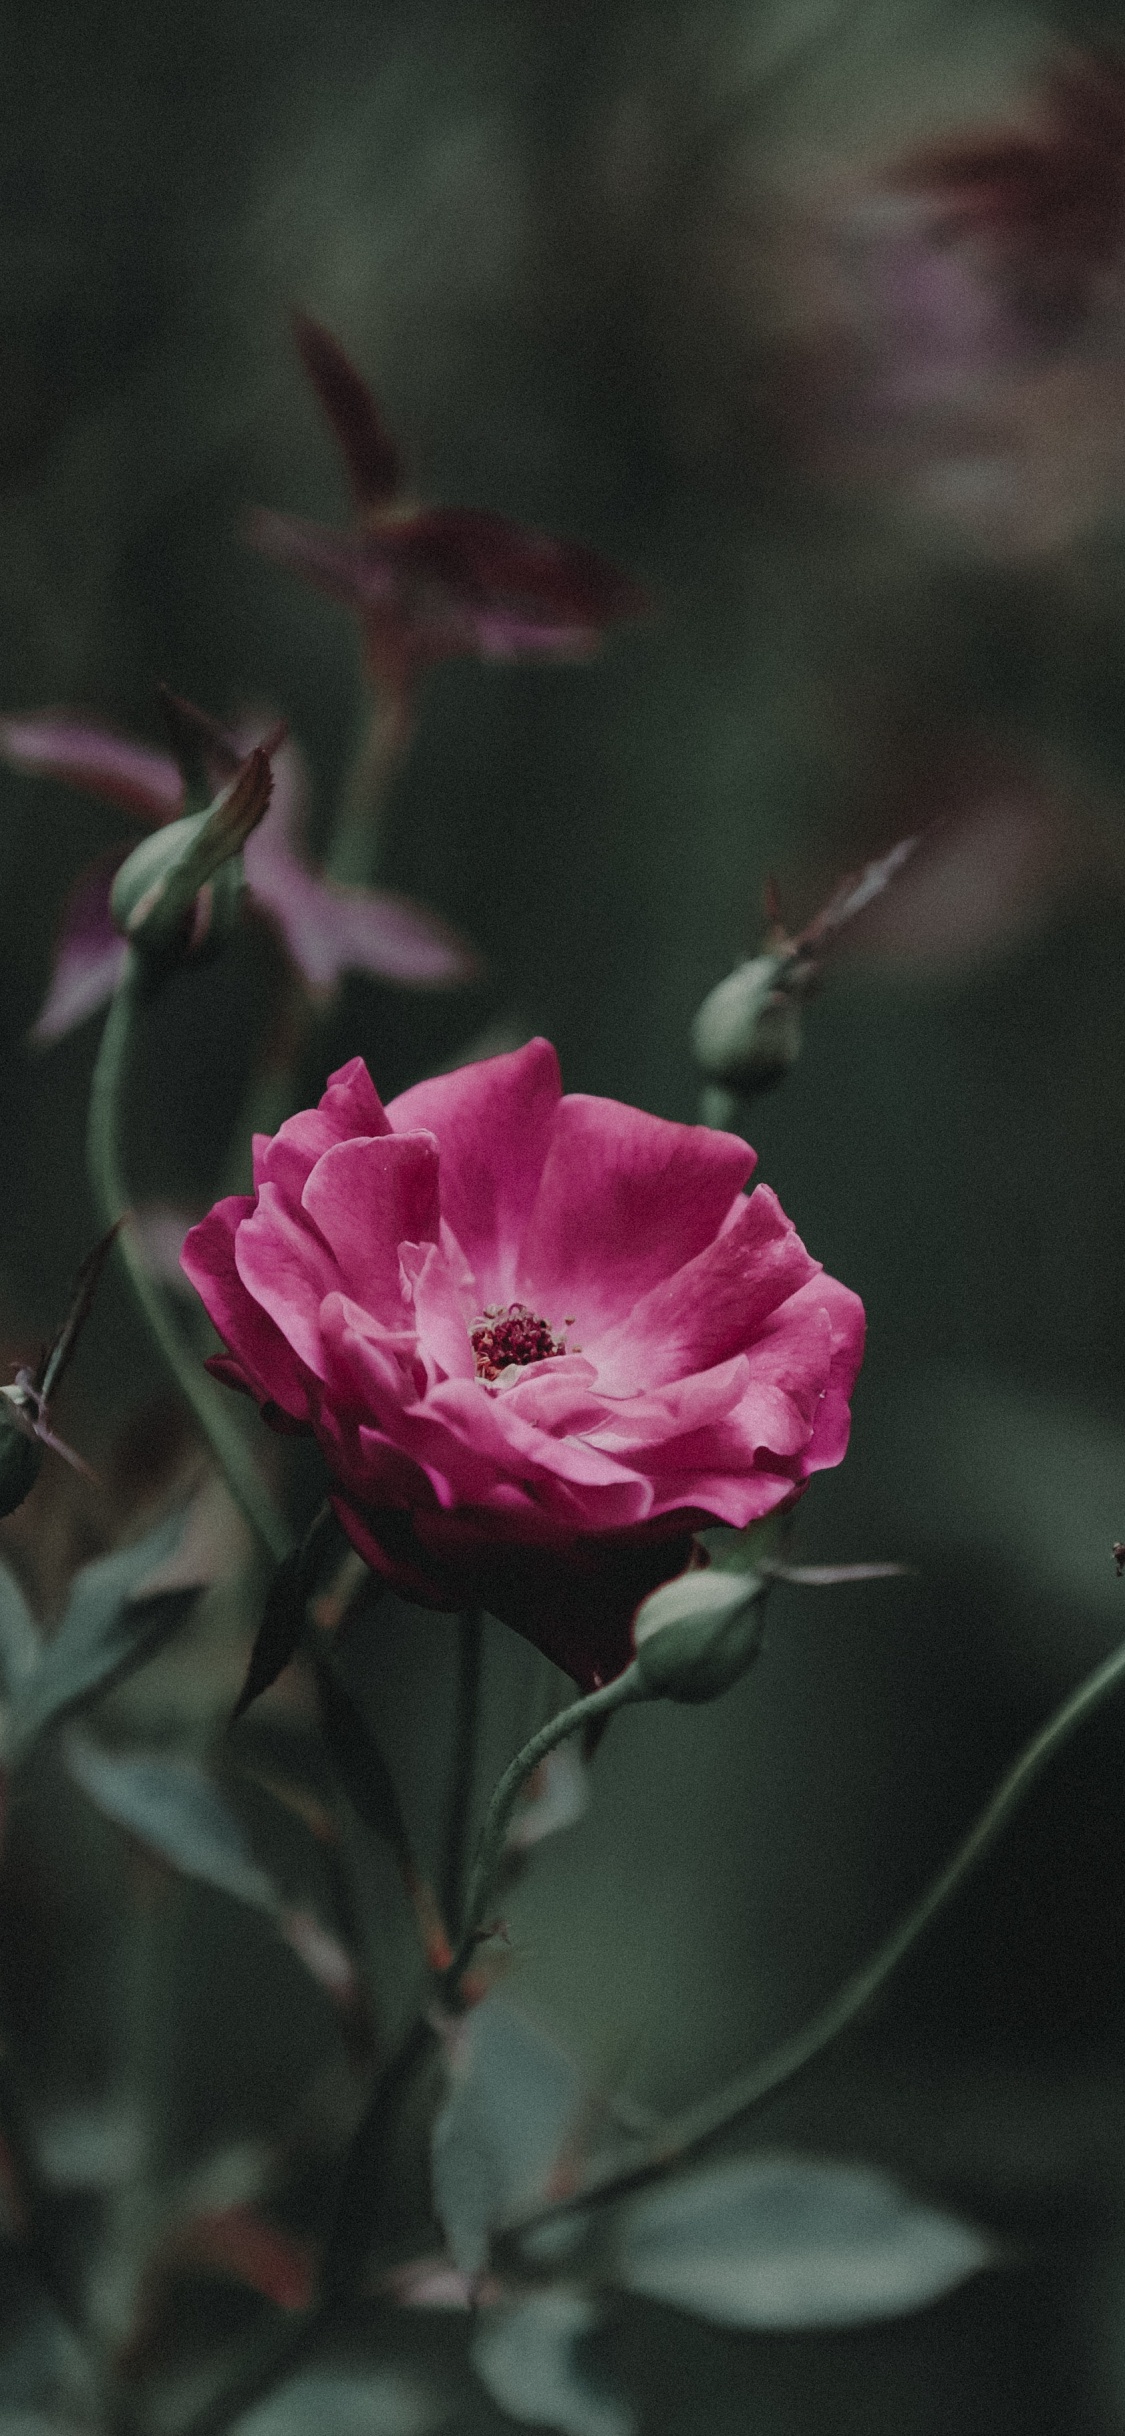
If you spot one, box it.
[325,685,414,886]
[500,1627,1125,2241]
[440,1609,484,1927]
[444,1661,644,2000]
[87,951,292,1568]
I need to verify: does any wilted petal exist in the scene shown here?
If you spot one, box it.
[0,711,182,823]
[32,858,128,1043]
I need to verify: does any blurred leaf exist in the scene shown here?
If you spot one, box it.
[612,2153,993,2329]
[312,1653,414,1864]
[432,1998,585,2276]
[4,1508,206,1763]
[232,1547,310,1726]
[34,2101,145,2191]
[228,2361,445,2436]
[64,1731,278,1912]
[472,2293,632,2436]
[0,1559,41,1695]
[764,1562,909,1586]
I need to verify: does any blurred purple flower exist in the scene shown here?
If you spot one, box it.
[248,315,649,702]
[0,706,479,1043]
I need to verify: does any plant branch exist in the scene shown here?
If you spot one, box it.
[498,1627,1125,2244]
[87,950,292,1567]
[443,1660,644,2001]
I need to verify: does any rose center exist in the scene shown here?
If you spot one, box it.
[471,1302,567,1382]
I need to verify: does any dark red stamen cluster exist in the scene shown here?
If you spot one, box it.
[471,1302,566,1381]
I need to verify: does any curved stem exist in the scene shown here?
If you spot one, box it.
[500,1629,1125,2241]
[87,951,292,1567]
[444,1661,644,2000]
[325,684,414,886]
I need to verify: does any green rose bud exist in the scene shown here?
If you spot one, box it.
[633,1563,769,1704]
[691,953,803,1098]
[110,747,272,964]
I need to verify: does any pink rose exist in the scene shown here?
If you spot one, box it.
[181,1043,864,1689]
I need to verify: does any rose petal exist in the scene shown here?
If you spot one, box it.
[301,1131,441,1312]
[517,1099,754,1339]
[387,1040,562,1302]
[181,1197,314,1421]
[592,1186,818,1392]
[252,1057,390,1199]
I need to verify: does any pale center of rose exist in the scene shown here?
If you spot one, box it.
[470,1302,572,1383]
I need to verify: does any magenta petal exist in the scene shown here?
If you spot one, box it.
[517,1099,754,1338]
[0,712,183,823]
[181,1198,314,1421]
[253,1057,390,1199]
[387,1040,562,1302]
[233,1183,345,1379]
[245,830,477,991]
[301,1131,441,1311]
[32,859,128,1043]
[592,1186,818,1392]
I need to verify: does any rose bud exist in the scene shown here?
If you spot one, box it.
[691,952,804,1099]
[632,1561,770,1703]
[110,748,272,967]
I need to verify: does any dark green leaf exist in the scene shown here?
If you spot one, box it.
[313,1653,414,1866]
[232,1506,339,1724]
[5,1509,205,1763]
[0,1558,40,1697]
[65,1730,280,1912]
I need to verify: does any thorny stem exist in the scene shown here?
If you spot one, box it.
[443,1661,644,2002]
[87,951,292,1567]
[499,1627,1125,2245]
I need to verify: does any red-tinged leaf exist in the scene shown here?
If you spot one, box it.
[887,51,1125,264]
[31,856,129,1043]
[0,710,182,822]
[157,683,244,792]
[293,311,403,507]
[392,504,649,627]
[246,507,647,666]
[172,2204,313,2311]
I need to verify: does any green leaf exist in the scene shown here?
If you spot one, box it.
[4,1509,205,1764]
[64,1730,279,1913]
[612,2153,993,2329]
[472,2294,632,2436]
[432,1997,584,2276]
[231,1507,337,1724]
[0,1557,41,1696]
[313,1652,415,1867]
[227,2361,443,2436]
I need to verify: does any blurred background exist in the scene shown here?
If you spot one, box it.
[5,0,1125,2425]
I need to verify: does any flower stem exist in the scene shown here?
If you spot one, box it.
[325,684,414,886]
[87,950,292,1567]
[443,1660,644,2001]
[500,1627,1125,2241]
[440,1608,484,1927]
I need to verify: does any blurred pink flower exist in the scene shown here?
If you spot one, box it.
[182,1041,864,1689]
[248,315,649,701]
[0,706,478,1042]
